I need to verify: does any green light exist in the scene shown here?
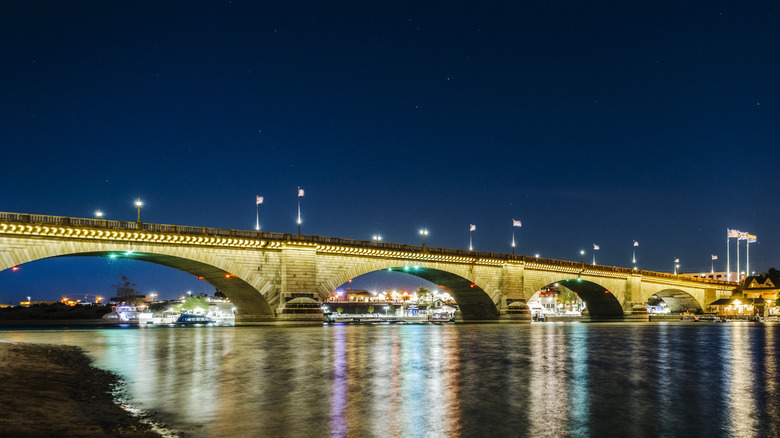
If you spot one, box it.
[387,268,392,271]
[124,250,133,255]
[403,266,409,271]
[109,254,117,259]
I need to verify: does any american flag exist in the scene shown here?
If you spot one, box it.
[727,229,739,238]
[298,188,304,197]
[469,224,476,232]
[593,244,600,250]
[633,241,639,247]
[674,258,680,263]
[512,219,522,227]
[712,255,718,260]
[256,196,263,205]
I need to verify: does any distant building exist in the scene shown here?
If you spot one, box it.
[742,272,780,302]
[681,271,732,281]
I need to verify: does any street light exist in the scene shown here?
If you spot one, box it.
[135,198,143,222]
[580,250,585,264]
[419,229,429,249]
[95,210,104,219]
[373,234,382,241]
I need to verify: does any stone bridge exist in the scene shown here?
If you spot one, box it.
[0,212,736,324]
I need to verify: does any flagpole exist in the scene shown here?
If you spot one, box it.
[297,187,302,234]
[255,203,259,231]
[469,230,473,251]
[511,230,515,255]
[736,235,740,282]
[746,238,750,276]
[726,229,730,282]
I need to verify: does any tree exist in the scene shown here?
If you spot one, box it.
[177,296,210,314]
[336,307,344,315]
[557,287,579,311]
[113,275,145,305]
[367,305,374,314]
[416,286,432,304]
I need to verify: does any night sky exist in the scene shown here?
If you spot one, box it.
[1,1,778,303]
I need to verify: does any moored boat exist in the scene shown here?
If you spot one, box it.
[102,305,154,325]
[175,313,215,325]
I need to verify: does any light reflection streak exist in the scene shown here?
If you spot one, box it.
[567,325,589,436]
[328,325,348,437]
[726,324,757,437]
[528,324,569,437]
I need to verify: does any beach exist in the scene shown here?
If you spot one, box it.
[0,341,164,437]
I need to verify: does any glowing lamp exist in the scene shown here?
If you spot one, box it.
[11,266,19,271]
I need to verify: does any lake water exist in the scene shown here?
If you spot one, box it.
[2,322,779,438]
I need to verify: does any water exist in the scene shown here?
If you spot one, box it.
[2,322,780,438]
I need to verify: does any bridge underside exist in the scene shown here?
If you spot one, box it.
[650,289,703,313]
[554,279,625,319]
[66,252,275,323]
[388,267,500,321]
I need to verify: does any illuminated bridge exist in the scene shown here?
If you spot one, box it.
[0,212,736,325]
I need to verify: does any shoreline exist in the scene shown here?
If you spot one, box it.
[0,341,167,437]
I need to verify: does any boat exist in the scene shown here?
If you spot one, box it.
[102,305,154,325]
[175,313,215,325]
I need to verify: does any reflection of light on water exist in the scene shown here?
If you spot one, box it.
[764,327,779,431]
[726,324,757,437]
[328,325,348,437]
[528,324,569,437]
[567,325,589,436]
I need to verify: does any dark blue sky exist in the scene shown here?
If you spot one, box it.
[1,1,778,303]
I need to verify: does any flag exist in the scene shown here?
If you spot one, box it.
[748,234,757,243]
[674,258,679,263]
[256,196,263,205]
[298,188,304,197]
[738,232,748,240]
[593,244,600,250]
[727,229,739,238]
[712,255,718,260]
[469,224,476,232]
[633,241,639,247]
[512,219,522,227]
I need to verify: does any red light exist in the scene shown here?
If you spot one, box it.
[605,290,611,294]
[470,284,476,288]
[196,276,204,280]
[11,266,20,271]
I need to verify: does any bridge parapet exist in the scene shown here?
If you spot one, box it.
[0,211,736,290]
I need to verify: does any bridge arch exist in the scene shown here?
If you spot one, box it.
[646,289,703,313]
[536,279,625,319]
[0,243,276,323]
[316,259,501,321]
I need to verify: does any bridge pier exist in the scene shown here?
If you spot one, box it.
[498,298,532,323]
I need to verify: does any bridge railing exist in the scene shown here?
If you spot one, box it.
[0,211,735,287]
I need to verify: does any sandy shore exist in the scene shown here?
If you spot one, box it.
[0,341,165,437]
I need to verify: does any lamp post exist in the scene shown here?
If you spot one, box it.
[419,229,429,250]
[373,234,382,242]
[135,198,143,222]
[580,250,585,265]
[95,210,104,219]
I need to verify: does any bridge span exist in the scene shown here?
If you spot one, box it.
[0,212,736,325]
